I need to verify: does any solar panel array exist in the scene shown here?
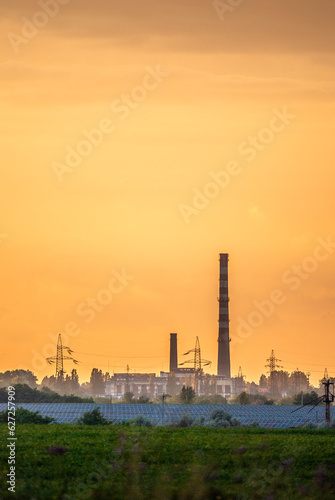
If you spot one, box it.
[1,403,333,428]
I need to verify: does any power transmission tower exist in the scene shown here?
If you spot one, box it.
[46,333,78,379]
[265,350,283,374]
[265,350,283,396]
[179,337,211,372]
[235,366,245,393]
[179,337,211,394]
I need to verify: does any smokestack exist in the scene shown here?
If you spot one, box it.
[217,254,231,377]
[170,333,178,372]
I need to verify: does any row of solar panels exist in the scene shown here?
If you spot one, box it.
[0,403,332,428]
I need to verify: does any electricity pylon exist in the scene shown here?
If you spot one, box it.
[179,336,211,394]
[265,350,283,396]
[265,350,283,374]
[46,333,78,378]
[179,336,211,372]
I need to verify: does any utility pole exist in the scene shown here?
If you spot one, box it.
[323,379,334,423]
[292,378,334,424]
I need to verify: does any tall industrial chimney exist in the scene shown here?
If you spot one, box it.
[217,254,231,377]
[169,333,178,372]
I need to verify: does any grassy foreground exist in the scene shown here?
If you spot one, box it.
[1,425,335,499]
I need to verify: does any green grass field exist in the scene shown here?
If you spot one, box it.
[1,425,335,499]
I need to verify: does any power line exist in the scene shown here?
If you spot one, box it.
[283,360,335,369]
[293,369,333,374]
[277,349,335,363]
[75,351,167,359]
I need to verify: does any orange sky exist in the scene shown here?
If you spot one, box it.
[1,0,335,386]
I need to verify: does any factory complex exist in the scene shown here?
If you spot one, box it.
[107,254,237,399]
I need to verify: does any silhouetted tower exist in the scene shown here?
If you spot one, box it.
[180,337,211,372]
[217,253,231,377]
[265,350,283,374]
[169,333,178,372]
[235,366,245,393]
[46,333,78,379]
[265,349,283,396]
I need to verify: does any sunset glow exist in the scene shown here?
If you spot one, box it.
[1,0,335,386]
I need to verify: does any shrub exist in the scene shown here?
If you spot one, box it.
[170,414,195,427]
[77,408,109,425]
[249,421,260,427]
[0,408,55,424]
[192,417,206,427]
[0,384,94,404]
[120,416,154,427]
[137,396,151,404]
[209,409,232,422]
[195,395,228,405]
[238,392,250,405]
[132,416,153,427]
[230,393,274,406]
[231,418,242,427]
[299,421,317,429]
[123,392,135,404]
[316,420,335,429]
[279,397,294,405]
[205,409,241,428]
[205,418,230,428]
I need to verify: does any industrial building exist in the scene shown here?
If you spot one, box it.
[107,372,166,398]
[107,253,235,399]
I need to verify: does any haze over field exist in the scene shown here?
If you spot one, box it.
[1,0,335,385]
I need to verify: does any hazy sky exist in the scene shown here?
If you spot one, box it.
[1,0,335,385]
